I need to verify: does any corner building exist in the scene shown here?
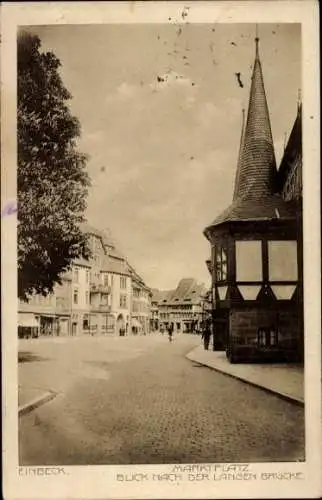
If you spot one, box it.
[204,38,303,363]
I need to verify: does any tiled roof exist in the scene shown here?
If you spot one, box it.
[205,39,295,233]
[80,222,114,248]
[101,254,130,275]
[162,278,207,305]
[81,222,150,287]
[205,195,297,234]
[234,40,278,201]
[127,263,151,291]
[277,104,302,192]
[151,289,172,303]
[73,257,91,268]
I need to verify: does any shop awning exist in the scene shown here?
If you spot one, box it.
[132,319,142,329]
[18,313,39,328]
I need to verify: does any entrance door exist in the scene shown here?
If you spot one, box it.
[213,311,229,351]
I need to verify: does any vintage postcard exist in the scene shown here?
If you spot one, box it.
[1,1,321,499]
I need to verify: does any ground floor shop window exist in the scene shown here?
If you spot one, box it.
[258,327,278,347]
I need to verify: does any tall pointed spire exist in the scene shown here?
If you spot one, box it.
[204,34,297,235]
[233,108,246,201]
[297,88,302,111]
[233,35,277,200]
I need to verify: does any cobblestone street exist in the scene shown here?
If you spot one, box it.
[19,335,304,465]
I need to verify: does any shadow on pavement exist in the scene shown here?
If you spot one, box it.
[18,351,52,363]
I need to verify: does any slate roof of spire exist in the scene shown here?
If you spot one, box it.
[204,38,297,236]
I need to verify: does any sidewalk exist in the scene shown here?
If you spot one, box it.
[186,345,304,405]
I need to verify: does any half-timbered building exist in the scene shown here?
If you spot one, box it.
[204,38,303,363]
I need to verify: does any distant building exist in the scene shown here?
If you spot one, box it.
[18,272,72,338]
[100,237,132,336]
[154,278,207,333]
[128,265,152,335]
[203,37,303,363]
[18,223,151,337]
[150,289,171,332]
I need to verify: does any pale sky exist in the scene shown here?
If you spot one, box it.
[26,23,301,290]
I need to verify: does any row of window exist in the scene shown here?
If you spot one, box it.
[73,267,127,289]
[160,312,195,319]
[231,328,279,347]
[258,328,278,347]
[133,289,149,299]
[24,294,55,306]
[159,304,193,311]
[213,240,298,283]
[73,289,90,305]
[72,286,132,309]
[133,302,149,313]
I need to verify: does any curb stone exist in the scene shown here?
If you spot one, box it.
[186,350,304,407]
[18,390,58,417]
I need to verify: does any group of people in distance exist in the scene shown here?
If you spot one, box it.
[161,318,213,349]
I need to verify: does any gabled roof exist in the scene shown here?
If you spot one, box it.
[277,103,302,193]
[73,257,91,268]
[205,195,297,229]
[204,38,296,236]
[127,263,151,292]
[80,222,114,249]
[80,222,151,286]
[101,253,130,276]
[151,289,172,303]
[162,278,207,305]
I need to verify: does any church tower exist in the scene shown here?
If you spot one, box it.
[204,37,302,363]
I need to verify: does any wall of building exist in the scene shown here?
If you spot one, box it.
[18,229,151,338]
[18,280,71,336]
[228,306,300,362]
[70,264,90,336]
[131,285,151,334]
[110,273,132,334]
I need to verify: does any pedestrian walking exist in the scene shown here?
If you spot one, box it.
[167,323,173,343]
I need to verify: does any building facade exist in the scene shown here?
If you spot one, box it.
[18,273,72,338]
[128,265,152,335]
[100,243,132,336]
[156,278,207,334]
[18,224,151,337]
[204,38,303,363]
[150,290,170,332]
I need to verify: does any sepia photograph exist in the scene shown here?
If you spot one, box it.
[1,2,321,499]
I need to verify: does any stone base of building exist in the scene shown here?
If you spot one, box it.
[213,305,303,364]
[226,345,301,364]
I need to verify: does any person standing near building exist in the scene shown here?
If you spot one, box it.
[202,318,211,350]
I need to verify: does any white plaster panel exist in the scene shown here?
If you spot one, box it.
[237,285,261,300]
[271,285,296,300]
[236,240,262,282]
